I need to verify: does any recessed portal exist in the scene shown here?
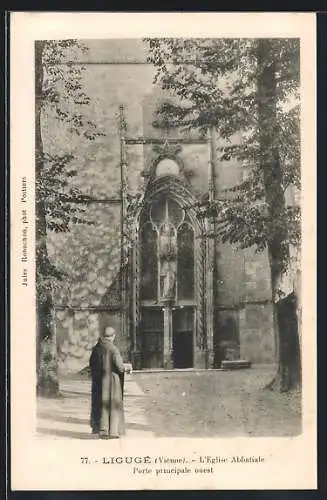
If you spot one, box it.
[138,187,200,369]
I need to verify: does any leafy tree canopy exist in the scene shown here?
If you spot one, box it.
[145,38,301,271]
[36,40,105,303]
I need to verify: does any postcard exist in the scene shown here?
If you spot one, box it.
[10,12,316,490]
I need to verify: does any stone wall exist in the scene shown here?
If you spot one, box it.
[44,41,153,373]
[42,39,275,371]
[239,303,275,364]
[56,309,122,375]
[238,247,275,363]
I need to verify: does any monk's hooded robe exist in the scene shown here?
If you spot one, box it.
[89,337,126,437]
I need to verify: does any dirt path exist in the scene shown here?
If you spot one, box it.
[37,375,155,439]
[37,367,301,439]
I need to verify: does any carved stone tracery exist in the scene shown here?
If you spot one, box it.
[130,169,206,368]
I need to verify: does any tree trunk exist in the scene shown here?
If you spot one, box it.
[35,41,59,397]
[257,39,301,392]
[266,253,301,392]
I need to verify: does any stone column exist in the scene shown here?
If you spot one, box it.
[119,105,129,361]
[194,236,206,368]
[163,306,173,368]
[205,127,217,369]
[205,233,215,368]
[131,231,142,370]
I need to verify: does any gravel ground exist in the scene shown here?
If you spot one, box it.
[135,366,302,437]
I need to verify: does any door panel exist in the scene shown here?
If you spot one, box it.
[141,309,164,369]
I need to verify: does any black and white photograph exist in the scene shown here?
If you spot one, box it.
[10,12,316,491]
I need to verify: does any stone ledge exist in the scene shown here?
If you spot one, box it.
[221,360,252,370]
[133,368,226,373]
[75,364,260,378]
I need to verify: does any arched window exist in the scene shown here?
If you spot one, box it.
[140,222,158,301]
[177,223,195,300]
[139,196,195,303]
[155,158,179,178]
[159,222,177,301]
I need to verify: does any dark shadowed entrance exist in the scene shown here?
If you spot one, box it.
[172,308,194,368]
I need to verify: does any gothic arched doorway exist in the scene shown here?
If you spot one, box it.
[133,173,204,369]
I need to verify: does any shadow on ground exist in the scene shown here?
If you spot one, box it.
[37,377,155,439]
[37,366,301,439]
[135,365,302,437]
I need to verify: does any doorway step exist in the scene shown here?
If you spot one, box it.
[221,360,252,370]
[132,368,225,373]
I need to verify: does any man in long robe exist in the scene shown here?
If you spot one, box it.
[89,327,131,439]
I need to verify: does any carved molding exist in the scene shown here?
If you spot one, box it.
[152,141,182,157]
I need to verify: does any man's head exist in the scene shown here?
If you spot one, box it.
[102,326,116,341]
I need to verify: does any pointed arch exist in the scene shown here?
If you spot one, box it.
[139,221,158,301]
[177,221,195,300]
[140,174,204,234]
[130,172,206,369]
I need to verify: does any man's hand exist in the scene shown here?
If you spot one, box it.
[124,363,133,374]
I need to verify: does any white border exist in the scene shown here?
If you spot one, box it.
[10,12,316,491]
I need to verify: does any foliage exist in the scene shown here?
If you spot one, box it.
[39,40,101,138]
[37,152,93,231]
[146,37,302,390]
[36,40,105,303]
[145,38,301,276]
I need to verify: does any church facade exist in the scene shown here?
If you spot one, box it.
[45,40,275,375]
